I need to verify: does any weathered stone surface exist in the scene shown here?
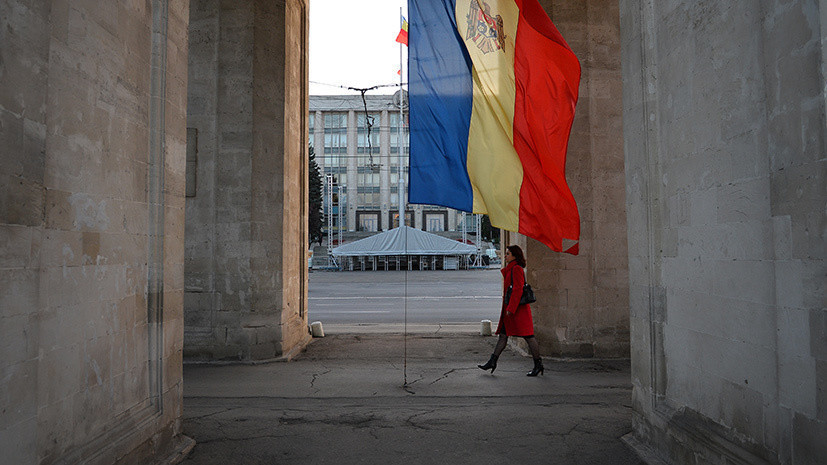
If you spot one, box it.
[184,0,310,362]
[622,0,826,463]
[1,0,190,463]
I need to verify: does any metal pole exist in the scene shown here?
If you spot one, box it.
[338,184,343,246]
[397,9,405,229]
[325,174,334,265]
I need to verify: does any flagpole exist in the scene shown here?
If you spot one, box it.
[399,6,409,389]
[397,7,405,229]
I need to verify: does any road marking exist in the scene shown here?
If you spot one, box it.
[309,296,499,300]
[313,310,391,314]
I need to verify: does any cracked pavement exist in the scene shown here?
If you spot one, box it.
[182,333,643,464]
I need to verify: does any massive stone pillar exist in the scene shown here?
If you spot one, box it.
[0,0,191,462]
[184,0,310,361]
[621,0,826,463]
[513,1,629,358]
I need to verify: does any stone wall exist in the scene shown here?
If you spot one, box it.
[514,0,629,358]
[621,0,826,463]
[1,0,191,463]
[184,0,310,361]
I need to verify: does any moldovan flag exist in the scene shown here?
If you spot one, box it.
[407,0,581,254]
[395,16,409,45]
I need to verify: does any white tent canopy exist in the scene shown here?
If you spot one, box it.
[331,226,477,257]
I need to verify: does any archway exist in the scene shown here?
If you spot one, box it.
[182,0,630,364]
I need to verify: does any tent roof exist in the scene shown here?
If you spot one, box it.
[331,226,477,256]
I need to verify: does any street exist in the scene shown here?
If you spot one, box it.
[308,269,503,324]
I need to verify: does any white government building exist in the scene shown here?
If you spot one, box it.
[310,93,475,238]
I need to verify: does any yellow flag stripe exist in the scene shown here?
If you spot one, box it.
[454,0,522,232]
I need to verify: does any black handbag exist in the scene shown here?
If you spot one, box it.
[506,267,536,305]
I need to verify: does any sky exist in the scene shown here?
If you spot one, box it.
[309,0,408,96]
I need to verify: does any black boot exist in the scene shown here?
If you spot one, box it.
[478,354,498,373]
[527,358,544,377]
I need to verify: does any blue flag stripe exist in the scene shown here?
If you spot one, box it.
[407,0,474,212]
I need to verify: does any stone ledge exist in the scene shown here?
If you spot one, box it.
[621,432,671,465]
[630,407,778,465]
[165,435,196,465]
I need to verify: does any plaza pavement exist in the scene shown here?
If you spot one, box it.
[181,325,645,465]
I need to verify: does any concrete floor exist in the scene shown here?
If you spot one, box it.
[182,331,643,464]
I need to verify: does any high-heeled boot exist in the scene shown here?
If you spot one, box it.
[478,354,498,373]
[527,358,544,377]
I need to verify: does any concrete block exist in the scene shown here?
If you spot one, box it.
[689,187,717,226]
[249,342,277,360]
[310,321,324,338]
[792,413,827,465]
[1,175,45,227]
[0,417,36,465]
[811,309,827,361]
[0,359,38,428]
[480,320,492,336]
[711,259,774,305]
[716,178,771,224]
[0,269,40,319]
[778,353,817,418]
[817,361,827,421]
[719,378,765,441]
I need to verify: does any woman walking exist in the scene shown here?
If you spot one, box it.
[478,245,544,376]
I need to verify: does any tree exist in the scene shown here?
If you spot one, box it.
[480,214,500,246]
[308,144,323,245]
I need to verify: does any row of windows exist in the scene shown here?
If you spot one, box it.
[323,212,465,233]
[321,133,408,147]
[320,155,409,169]
[310,112,408,129]
[323,146,408,154]
[322,193,411,213]
[321,180,414,194]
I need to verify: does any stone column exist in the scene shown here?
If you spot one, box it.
[1,0,191,462]
[522,0,629,358]
[184,0,310,361]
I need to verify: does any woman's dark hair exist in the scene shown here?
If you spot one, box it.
[506,245,526,268]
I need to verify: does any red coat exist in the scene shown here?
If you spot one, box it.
[496,261,534,336]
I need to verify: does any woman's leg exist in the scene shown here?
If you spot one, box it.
[493,334,509,357]
[525,336,544,376]
[479,334,508,372]
[524,335,541,359]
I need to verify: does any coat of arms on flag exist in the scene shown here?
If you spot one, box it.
[466,0,506,54]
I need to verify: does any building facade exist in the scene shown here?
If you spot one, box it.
[310,94,471,237]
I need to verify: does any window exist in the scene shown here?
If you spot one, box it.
[426,213,445,232]
[389,112,409,156]
[356,113,380,155]
[323,113,347,167]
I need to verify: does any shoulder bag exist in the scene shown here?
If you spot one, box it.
[505,267,536,305]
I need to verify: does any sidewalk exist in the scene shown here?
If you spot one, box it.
[182,330,643,465]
